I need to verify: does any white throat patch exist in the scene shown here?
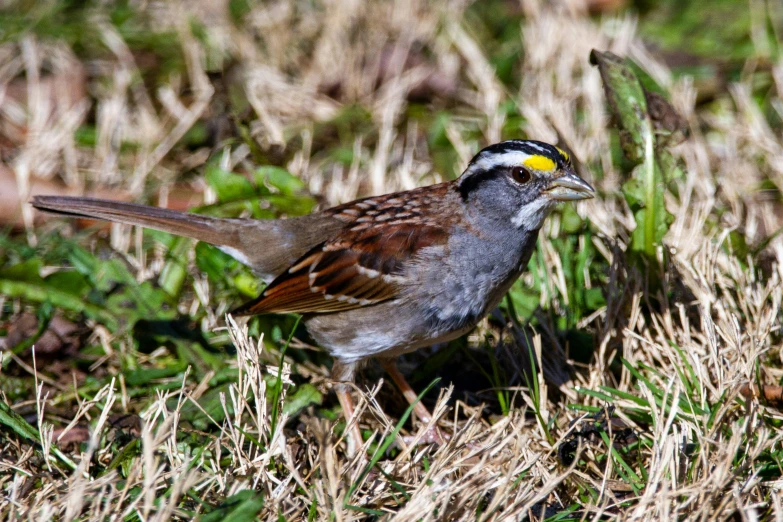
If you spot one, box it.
[511,197,552,230]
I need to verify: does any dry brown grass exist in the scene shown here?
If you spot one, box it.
[3,0,783,520]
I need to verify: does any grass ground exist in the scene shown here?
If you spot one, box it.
[2,0,783,520]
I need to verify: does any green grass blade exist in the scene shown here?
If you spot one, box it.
[345,378,441,502]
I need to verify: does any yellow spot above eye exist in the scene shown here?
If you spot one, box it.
[523,155,556,172]
[556,147,569,162]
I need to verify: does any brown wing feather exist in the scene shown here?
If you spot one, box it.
[232,223,448,316]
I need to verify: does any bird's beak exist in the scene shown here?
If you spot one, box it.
[544,170,595,201]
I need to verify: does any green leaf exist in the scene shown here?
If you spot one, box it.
[198,490,264,522]
[575,387,617,404]
[592,50,677,265]
[0,399,78,470]
[233,272,260,298]
[249,167,317,215]
[0,398,40,442]
[158,236,191,297]
[621,178,646,208]
[103,439,141,477]
[599,431,644,495]
[44,271,90,296]
[68,246,136,290]
[195,242,236,282]
[264,193,316,216]
[0,273,118,331]
[560,204,585,234]
[254,166,305,196]
[626,162,672,259]
[104,281,176,325]
[282,383,323,416]
[0,258,44,282]
[585,288,606,310]
[598,386,649,407]
[206,166,256,202]
[124,365,187,387]
[590,50,652,164]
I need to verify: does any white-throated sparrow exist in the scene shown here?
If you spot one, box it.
[32,139,594,455]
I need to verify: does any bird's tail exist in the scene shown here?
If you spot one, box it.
[30,195,314,280]
[32,195,234,246]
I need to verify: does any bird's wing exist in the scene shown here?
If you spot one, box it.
[231,222,448,315]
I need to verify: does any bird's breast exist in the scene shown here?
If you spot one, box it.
[303,226,540,363]
[405,225,541,339]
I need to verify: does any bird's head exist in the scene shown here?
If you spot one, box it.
[457,140,594,230]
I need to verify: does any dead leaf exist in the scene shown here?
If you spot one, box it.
[739,383,783,406]
[52,425,90,452]
[0,313,79,356]
[108,413,142,440]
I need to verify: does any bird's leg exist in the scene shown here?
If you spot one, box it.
[331,361,364,457]
[381,358,433,422]
[381,358,449,445]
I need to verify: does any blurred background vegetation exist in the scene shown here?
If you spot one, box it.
[1,0,783,519]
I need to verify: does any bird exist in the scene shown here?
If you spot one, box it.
[31,139,594,456]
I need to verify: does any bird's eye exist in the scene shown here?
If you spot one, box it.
[511,166,532,184]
